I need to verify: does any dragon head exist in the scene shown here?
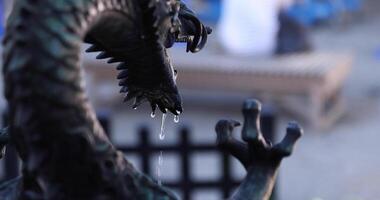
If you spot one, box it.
[85,0,211,116]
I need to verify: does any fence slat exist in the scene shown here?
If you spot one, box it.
[180,127,191,200]
[139,127,151,175]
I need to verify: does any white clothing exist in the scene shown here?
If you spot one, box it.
[217,0,292,56]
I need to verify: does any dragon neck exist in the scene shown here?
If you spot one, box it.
[2,0,177,199]
[3,0,113,139]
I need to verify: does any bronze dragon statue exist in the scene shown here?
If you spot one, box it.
[0,0,302,199]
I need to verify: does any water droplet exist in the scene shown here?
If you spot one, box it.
[151,112,156,118]
[132,98,138,110]
[159,113,167,140]
[158,151,163,165]
[156,151,164,186]
[174,115,179,123]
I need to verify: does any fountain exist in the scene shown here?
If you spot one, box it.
[0,0,302,199]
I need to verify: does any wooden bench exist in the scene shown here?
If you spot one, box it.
[170,49,352,129]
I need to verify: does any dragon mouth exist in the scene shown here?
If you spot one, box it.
[120,49,183,115]
[84,0,210,116]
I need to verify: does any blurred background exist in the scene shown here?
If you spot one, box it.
[1,0,380,199]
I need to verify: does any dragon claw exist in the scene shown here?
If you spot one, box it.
[216,99,303,168]
[242,99,263,144]
[215,119,240,146]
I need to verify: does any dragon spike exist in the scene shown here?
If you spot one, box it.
[123,91,136,102]
[119,86,128,93]
[107,57,122,64]
[132,97,138,109]
[83,36,96,44]
[132,104,138,110]
[132,95,146,109]
[96,52,112,59]
[85,45,102,53]
[118,78,128,86]
[117,70,128,79]
[150,102,157,114]
[116,63,127,70]
[157,103,167,114]
[167,106,178,116]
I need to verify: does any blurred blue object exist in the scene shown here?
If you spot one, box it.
[287,1,333,25]
[375,47,380,61]
[185,0,221,24]
[197,0,221,23]
[0,0,4,36]
[184,0,361,26]
[286,0,362,26]
[344,0,362,11]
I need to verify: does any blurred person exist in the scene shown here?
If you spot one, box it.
[217,0,310,56]
[275,8,312,55]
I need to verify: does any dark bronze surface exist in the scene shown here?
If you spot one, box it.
[216,99,303,200]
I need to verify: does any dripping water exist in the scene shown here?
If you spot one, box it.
[133,98,137,109]
[174,115,179,123]
[159,112,167,140]
[156,112,167,185]
[157,150,164,186]
[155,109,180,186]
[151,111,156,118]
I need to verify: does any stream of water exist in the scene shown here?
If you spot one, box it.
[157,150,164,186]
[156,110,180,186]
